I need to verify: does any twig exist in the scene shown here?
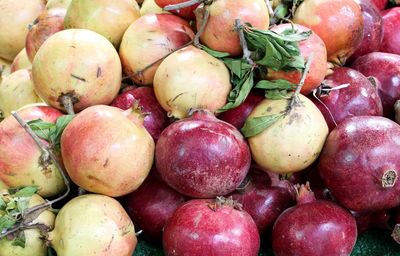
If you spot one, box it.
[235,20,255,66]
[59,95,75,115]
[163,0,204,11]
[193,5,210,47]
[265,0,274,17]
[121,41,193,81]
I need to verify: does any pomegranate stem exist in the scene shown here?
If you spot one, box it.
[235,19,254,66]
[163,0,205,11]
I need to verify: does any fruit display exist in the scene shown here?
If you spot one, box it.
[1,0,400,255]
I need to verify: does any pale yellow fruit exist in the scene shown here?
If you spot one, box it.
[49,194,137,256]
[248,95,329,174]
[64,0,140,48]
[0,58,11,85]
[0,194,55,256]
[46,0,72,9]
[140,0,168,15]
[0,69,41,118]
[10,49,32,73]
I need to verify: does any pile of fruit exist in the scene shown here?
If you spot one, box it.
[1,0,400,255]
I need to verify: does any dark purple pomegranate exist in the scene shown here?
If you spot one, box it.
[156,109,251,198]
[351,52,400,119]
[230,167,295,234]
[351,0,383,60]
[163,198,260,256]
[124,171,186,242]
[311,67,383,131]
[319,116,400,212]
[218,91,264,129]
[380,7,400,55]
[351,210,391,234]
[111,87,169,141]
[272,184,357,256]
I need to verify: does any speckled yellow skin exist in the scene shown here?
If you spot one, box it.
[153,46,232,119]
[0,194,56,256]
[248,95,328,174]
[32,29,122,113]
[46,0,72,9]
[0,69,41,117]
[10,49,31,73]
[0,0,45,61]
[64,0,140,48]
[49,194,137,256]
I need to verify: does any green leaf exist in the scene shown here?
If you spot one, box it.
[16,198,31,215]
[27,119,55,141]
[11,232,26,248]
[0,197,6,210]
[201,45,230,58]
[13,186,38,198]
[255,79,297,90]
[265,89,293,100]
[51,115,74,147]
[241,113,285,138]
[5,199,16,213]
[0,215,16,231]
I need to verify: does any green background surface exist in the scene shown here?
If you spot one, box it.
[133,229,400,256]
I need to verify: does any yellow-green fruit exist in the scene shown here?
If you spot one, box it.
[64,0,140,48]
[248,95,328,174]
[0,194,55,256]
[10,49,32,73]
[0,69,41,118]
[49,194,137,256]
[46,0,72,9]
[0,58,11,85]
[0,179,8,189]
[0,0,45,61]
[140,0,168,15]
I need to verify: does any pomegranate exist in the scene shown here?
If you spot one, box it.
[46,0,72,9]
[351,52,400,119]
[163,198,260,256]
[64,0,141,48]
[119,14,194,86]
[218,91,264,129]
[293,0,364,64]
[0,69,41,118]
[372,0,388,9]
[311,67,383,131]
[125,171,186,241]
[0,58,11,84]
[25,8,66,63]
[267,24,328,95]
[111,87,169,141]
[319,116,400,212]
[380,7,400,55]
[0,0,45,61]
[247,95,328,174]
[0,192,55,256]
[49,194,137,256]
[10,49,31,73]
[198,0,269,56]
[32,29,122,113]
[352,210,390,234]
[155,0,199,20]
[272,184,357,256]
[230,168,296,234]
[156,110,251,198]
[60,105,154,197]
[141,0,169,15]
[396,100,400,124]
[0,106,66,197]
[153,45,231,119]
[351,0,384,60]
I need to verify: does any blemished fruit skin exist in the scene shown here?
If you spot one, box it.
[248,95,329,174]
[61,105,155,197]
[49,194,137,256]
[64,0,141,48]
[163,199,260,256]
[319,116,400,212]
[156,110,251,198]
[0,106,66,197]
[0,0,45,61]
[0,194,56,256]
[32,29,121,113]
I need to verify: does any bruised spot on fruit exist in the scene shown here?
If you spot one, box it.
[97,67,102,78]
[103,158,109,168]
[87,175,111,189]
[70,73,87,82]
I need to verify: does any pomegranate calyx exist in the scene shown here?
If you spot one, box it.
[382,169,398,188]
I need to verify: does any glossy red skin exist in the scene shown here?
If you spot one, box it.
[318,116,400,212]
[352,210,390,234]
[351,0,383,60]
[218,91,264,129]
[155,0,199,20]
[230,169,295,234]
[351,52,400,119]
[371,0,388,10]
[111,87,169,141]
[124,171,186,242]
[156,110,251,198]
[380,8,400,55]
[267,24,328,95]
[25,8,66,62]
[272,199,357,256]
[163,199,260,256]
[311,67,383,131]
